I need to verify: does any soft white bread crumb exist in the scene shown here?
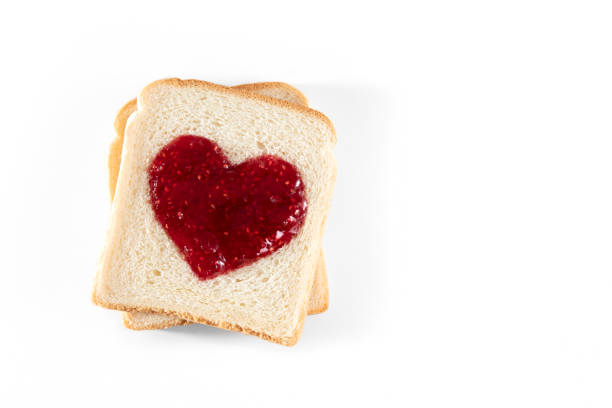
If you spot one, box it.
[93,79,336,345]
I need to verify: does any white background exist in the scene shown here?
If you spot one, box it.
[1,1,611,406]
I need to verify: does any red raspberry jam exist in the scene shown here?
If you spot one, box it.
[148,135,307,280]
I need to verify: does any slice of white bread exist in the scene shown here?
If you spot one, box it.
[108,83,329,331]
[93,78,336,345]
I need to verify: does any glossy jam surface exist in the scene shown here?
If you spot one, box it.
[148,135,307,280]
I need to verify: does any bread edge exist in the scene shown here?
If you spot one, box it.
[307,253,330,315]
[93,291,306,346]
[121,312,192,330]
[233,82,309,106]
[109,98,137,200]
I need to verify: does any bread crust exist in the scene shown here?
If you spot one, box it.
[101,80,331,340]
[306,253,330,314]
[121,311,191,330]
[93,291,306,346]
[233,82,309,106]
[109,98,136,200]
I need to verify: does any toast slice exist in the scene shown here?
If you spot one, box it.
[93,79,336,345]
[109,83,329,330]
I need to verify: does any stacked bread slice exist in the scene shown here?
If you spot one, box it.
[93,79,336,345]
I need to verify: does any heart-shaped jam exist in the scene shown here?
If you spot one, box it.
[148,135,307,280]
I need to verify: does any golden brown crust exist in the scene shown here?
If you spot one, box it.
[141,78,336,144]
[121,311,192,330]
[109,99,136,201]
[307,251,329,314]
[113,99,137,138]
[93,290,305,346]
[233,82,309,106]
